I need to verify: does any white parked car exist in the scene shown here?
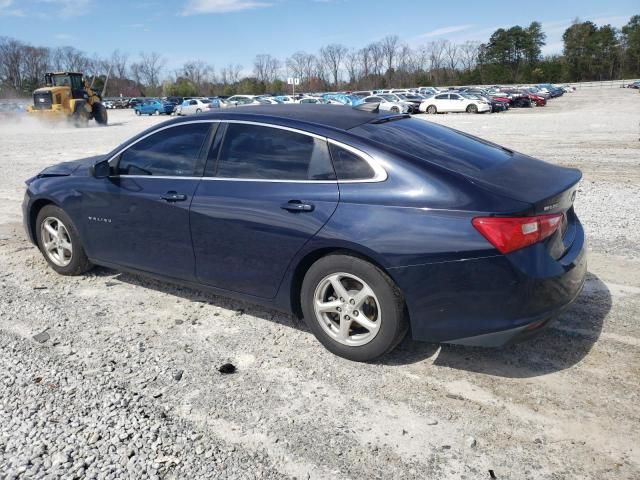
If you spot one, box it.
[361,95,410,114]
[175,98,213,115]
[352,90,374,98]
[419,92,491,114]
[297,97,326,104]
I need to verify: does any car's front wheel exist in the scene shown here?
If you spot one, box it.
[36,205,93,276]
[426,105,437,114]
[301,254,408,362]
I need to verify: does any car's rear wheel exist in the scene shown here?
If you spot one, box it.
[301,254,408,362]
[426,105,437,114]
[466,104,478,113]
[135,110,141,116]
[36,205,92,276]
[390,106,400,113]
[196,108,202,114]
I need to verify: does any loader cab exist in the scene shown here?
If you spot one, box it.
[45,72,86,99]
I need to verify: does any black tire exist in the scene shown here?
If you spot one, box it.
[92,102,108,125]
[390,106,400,113]
[196,108,202,114]
[154,109,159,115]
[426,105,437,114]
[466,104,478,113]
[71,103,89,127]
[135,109,141,116]
[36,205,93,276]
[300,254,408,362]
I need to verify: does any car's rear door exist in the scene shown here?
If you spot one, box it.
[81,121,214,280]
[190,121,339,298]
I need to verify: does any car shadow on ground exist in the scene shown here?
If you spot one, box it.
[383,273,611,378]
[95,267,610,379]
[95,267,310,332]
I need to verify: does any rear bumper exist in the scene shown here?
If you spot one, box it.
[390,219,587,345]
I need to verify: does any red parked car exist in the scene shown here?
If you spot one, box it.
[520,89,547,106]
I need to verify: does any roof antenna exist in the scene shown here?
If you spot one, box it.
[353,102,380,113]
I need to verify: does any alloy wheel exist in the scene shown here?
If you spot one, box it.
[313,272,381,347]
[40,217,73,267]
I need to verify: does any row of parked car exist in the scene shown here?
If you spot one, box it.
[123,83,573,117]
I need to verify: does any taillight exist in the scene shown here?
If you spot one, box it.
[472,214,563,254]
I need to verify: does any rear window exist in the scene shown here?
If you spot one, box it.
[352,118,512,174]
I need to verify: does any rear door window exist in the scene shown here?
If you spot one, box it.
[214,123,336,181]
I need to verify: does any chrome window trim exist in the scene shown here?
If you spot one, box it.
[108,119,387,184]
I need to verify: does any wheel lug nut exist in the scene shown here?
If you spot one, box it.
[337,307,341,312]
[353,310,359,316]
[345,315,350,320]
[349,299,355,305]
[340,297,345,302]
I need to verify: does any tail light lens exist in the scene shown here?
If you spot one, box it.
[472,214,563,254]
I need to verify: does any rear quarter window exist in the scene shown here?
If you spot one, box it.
[351,118,512,174]
[329,144,375,180]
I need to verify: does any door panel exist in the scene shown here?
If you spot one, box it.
[190,180,338,298]
[81,177,200,280]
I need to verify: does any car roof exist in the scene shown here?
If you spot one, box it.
[171,104,395,131]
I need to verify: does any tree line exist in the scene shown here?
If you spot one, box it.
[1,15,638,99]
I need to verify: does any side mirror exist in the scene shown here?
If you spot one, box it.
[90,159,112,179]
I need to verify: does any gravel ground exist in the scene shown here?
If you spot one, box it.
[0,88,639,479]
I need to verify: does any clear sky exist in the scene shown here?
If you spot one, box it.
[0,0,637,75]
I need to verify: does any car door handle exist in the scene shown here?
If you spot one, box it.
[280,200,314,212]
[160,192,187,202]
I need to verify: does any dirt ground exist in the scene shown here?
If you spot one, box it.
[0,88,639,479]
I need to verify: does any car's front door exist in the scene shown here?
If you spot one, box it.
[448,93,465,112]
[80,121,214,280]
[190,122,340,298]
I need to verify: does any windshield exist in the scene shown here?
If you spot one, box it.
[379,94,397,102]
[352,117,512,174]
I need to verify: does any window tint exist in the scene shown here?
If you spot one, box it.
[351,117,513,174]
[450,94,461,100]
[329,144,375,181]
[435,94,449,100]
[117,123,210,176]
[215,124,336,181]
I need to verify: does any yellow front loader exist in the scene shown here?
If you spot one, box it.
[26,72,107,126]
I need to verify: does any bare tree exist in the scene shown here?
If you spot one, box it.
[345,49,360,85]
[444,41,460,74]
[111,50,129,78]
[221,64,242,85]
[138,51,164,88]
[21,45,50,87]
[459,41,480,72]
[183,60,213,89]
[129,62,143,85]
[320,44,347,87]
[380,35,400,82]
[368,42,384,77]
[427,39,447,84]
[0,37,26,90]
[253,54,280,84]
[51,46,91,72]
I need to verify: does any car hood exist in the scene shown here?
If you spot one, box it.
[38,155,105,177]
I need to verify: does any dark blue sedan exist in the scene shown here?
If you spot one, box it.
[22,105,586,361]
